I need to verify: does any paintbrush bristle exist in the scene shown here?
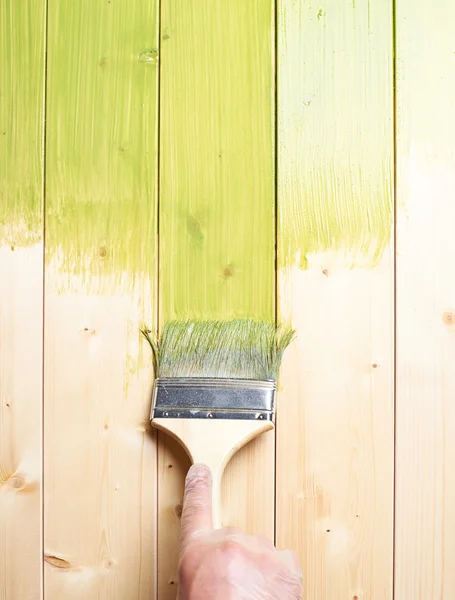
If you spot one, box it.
[141,319,295,380]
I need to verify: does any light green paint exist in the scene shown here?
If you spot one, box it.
[0,1,45,247]
[45,0,159,281]
[278,0,393,269]
[159,0,275,321]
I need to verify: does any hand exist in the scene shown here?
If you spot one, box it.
[178,463,303,600]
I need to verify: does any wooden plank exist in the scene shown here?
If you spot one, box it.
[0,1,45,598]
[44,1,159,598]
[395,1,455,597]
[158,0,275,595]
[276,1,394,598]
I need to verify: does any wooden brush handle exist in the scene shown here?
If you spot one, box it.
[153,418,273,529]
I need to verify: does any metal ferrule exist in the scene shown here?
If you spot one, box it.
[151,377,276,421]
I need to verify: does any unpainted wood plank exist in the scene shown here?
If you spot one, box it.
[44,1,159,598]
[276,1,394,598]
[158,0,275,595]
[395,1,455,597]
[0,1,46,598]
[156,434,190,597]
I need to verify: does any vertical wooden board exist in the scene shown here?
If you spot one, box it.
[158,0,275,595]
[44,1,159,598]
[0,1,45,599]
[395,1,455,597]
[156,435,191,594]
[277,1,394,599]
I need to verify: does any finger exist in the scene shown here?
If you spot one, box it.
[181,463,213,548]
[206,527,243,544]
[237,534,275,553]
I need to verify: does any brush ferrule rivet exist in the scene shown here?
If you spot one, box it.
[255,413,264,419]
[207,412,213,418]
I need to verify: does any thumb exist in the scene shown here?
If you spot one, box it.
[180,463,213,550]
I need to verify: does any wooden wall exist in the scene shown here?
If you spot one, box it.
[1,0,454,599]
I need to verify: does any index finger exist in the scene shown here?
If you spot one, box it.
[180,463,213,548]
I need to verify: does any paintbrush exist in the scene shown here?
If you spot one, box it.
[141,319,294,528]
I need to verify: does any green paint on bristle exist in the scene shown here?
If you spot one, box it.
[141,319,295,381]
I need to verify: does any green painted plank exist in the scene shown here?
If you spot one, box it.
[158,1,276,596]
[44,0,159,598]
[159,0,275,321]
[277,1,394,598]
[0,1,46,598]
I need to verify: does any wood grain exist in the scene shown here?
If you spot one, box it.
[395,0,455,597]
[0,1,45,598]
[44,1,159,598]
[158,0,275,595]
[276,1,395,598]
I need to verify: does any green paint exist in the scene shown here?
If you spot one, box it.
[278,0,393,269]
[4,0,391,278]
[45,0,159,281]
[159,0,275,321]
[0,1,45,247]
